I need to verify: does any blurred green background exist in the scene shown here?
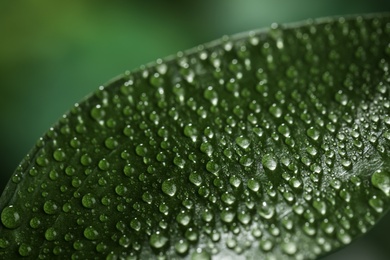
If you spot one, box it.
[0,0,389,259]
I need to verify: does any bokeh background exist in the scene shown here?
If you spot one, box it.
[0,0,389,259]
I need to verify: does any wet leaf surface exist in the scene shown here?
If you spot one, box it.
[1,14,390,259]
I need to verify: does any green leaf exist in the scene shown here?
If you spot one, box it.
[1,13,390,259]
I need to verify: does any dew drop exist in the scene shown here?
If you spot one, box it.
[221,192,236,205]
[235,136,250,149]
[189,172,203,186]
[45,227,57,241]
[337,229,351,244]
[18,243,32,257]
[115,185,128,197]
[221,209,235,223]
[262,154,277,171]
[43,200,58,215]
[247,178,260,192]
[260,239,273,252]
[206,160,220,174]
[278,123,291,137]
[130,218,141,231]
[81,193,97,209]
[175,239,189,254]
[202,209,213,222]
[306,127,320,141]
[80,154,92,166]
[269,103,282,118]
[173,156,186,168]
[135,144,147,157]
[258,202,275,219]
[313,199,327,215]
[203,86,218,105]
[229,176,241,188]
[335,90,348,106]
[239,155,254,167]
[176,211,191,226]
[162,179,177,197]
[84,226,99,240]
[149,232,168,249]
[29,217,41,229]
[105,136,118,150]
[1,206,21,229]
[184,124,198,142]
[191,249,211,260]
[200,142,213,156]
[0,238,9,249]
[281,241,297,255]
[371,170,390,196]
[53,148,66,162]
[98,158,110,171]
[90,105,105,121]
[369,196,384,213]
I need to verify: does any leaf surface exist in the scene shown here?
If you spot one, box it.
[1,14,390,259]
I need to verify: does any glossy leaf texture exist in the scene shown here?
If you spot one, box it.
[1,14,390,259]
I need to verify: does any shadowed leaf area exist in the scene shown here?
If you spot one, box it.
[1,14,390,259]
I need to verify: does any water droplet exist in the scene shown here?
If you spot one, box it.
[306,127,320,141]
[162,179,177,197]
[191,249,211,260]
[175,239,189,254]
[45,227,57,241]
[337,229,351,244]
[130,218,141,231]
[29,217,41,229]
[235,136,250,149]
[321,219,335,234]
[149,232,168,249]
[43,200,58,215]
[258,202,275,219]
[289,177,302,189]
[84,226,99,240]
[18,243,32,256]
[189,172,202,186]
[281,241,297,255]
[53,148,66,162]
[221,192,236,205]
[173,156,186,168]
[115,185,128,197]
[80,154,92,166]
[1,206,21,229]
[313,199,327,215]
[278,123,291,137]
[105,136,118,150]
[90,104,105,121]
[206,160,220,174]
[260,239,273,251]
[269,103,282,118]
[176,211,191,226]
[82,193,97,209]
[200,142,213,156]
[369,196,383,213]
[135,144,147,157]
[0,238,9,249]
[229,176,241,188]
[335,90,348,106]
[262,154,277,171]
[247,178,260,192]
[98,158,110,170]
[371,170,390,196]
[202,209,213,222]
[204,86,218,105]
[184,124,198,142]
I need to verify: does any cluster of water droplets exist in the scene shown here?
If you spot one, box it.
[1,15,390,259]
